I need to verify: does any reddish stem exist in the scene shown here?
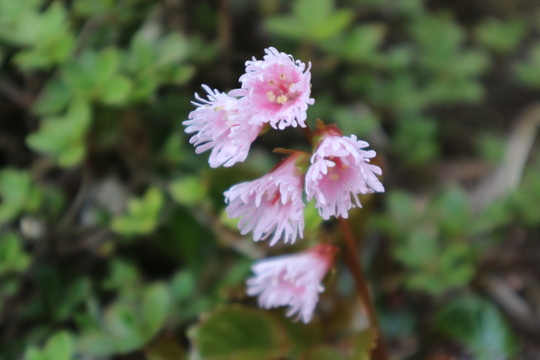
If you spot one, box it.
[339,217,388,360]
[301,125,313,147]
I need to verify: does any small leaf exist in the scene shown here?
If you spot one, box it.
[24,347,44,360]
[111,187,164,236]
[189,306,289,360]
[0,232,30,275]
[140,283,171,340]
[157,33,189,65]
[98,75,132,105]
[475,17,526,54]
[515,43,540,88]
[435,296,517,360]
[43,332,73,360]
[170,271,195,302]
[26,98,91,167]
[95,48,120,85]
[169,177,206,206]
[0,169,31,222]
[351,328,378,360]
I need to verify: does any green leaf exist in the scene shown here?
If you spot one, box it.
[54,278,91,321]
[304,199,323,233]
[475,17,526,54]
[337,24,386,62]
[24,331,73,360]
[266,0,352,41]
[102,303,143,349]
[26,97,92,167]
[393,115,438,165]
[33,79,72,115]
[411,13,464,55]
[0,232,30,275]
[111,187,164,236]
[294,0,332,24]
[515,43,540,88]
[24,347,44,360]
[169,177,206,206]
[435,296,517,360]
[351,328,377,360]
[95,48,120,85]
[170,271,196,302]
[430,186,471,235]
[102,259,140,291]
[10,2,74,69]
[311,10,354,41]
[43,332,73,360]
[0,169,31,223]
[98,75,132,105]
[304,347,344,360]
[78,282,171,357]
[73,0,114,17]
[395,228,438,268]
[140,283,171,340]
[157,33,189,65]
[189,306,290,360]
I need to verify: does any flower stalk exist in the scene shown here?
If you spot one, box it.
[339,217,388,360]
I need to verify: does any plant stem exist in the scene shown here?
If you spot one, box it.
[301,125,313,147]
[339,217,388,360]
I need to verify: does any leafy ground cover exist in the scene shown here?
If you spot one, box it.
[1,0,540,359]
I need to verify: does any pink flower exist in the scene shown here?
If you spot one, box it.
[246,244,338,323]
[306,132,384,220]
[183,85,262,168]
[224,152,307,245]
[230,47,314,130]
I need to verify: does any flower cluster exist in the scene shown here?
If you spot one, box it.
[184,47,384,323]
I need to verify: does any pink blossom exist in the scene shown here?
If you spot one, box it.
[246,244,338,323]
[224,152,306,245]
[306,133,384,220]
[230,47,314,130]
[183,85,262,168]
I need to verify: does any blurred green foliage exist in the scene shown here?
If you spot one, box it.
[1,0,540,359]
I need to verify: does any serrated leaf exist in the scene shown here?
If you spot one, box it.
[189,306,289,360]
